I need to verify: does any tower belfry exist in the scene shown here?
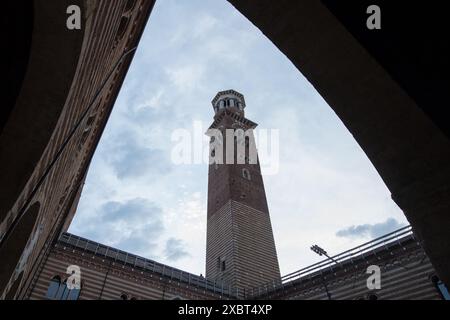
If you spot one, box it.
[205,89,281,293]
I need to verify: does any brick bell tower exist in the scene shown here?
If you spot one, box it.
[205,89,281,294]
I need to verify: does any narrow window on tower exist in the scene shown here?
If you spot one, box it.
[242,168,251,180]
[221,260,226,271]
[86,113,96,127]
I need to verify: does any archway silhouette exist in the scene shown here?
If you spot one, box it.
[0,1,85,224]
[227,0,450,285]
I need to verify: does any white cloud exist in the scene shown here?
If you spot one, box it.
[336,218,406,239]
[166,64,205,93]
[165,238,190,261]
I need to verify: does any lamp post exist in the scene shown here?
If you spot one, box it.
[310,244,337,300]
[310,245,339,264]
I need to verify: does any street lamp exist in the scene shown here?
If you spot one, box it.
[310,244,339,264]
[310,244,337,300]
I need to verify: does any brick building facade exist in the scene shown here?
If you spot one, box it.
[24,91,448,301]
[27,227,447,300]
[1,0,155,299]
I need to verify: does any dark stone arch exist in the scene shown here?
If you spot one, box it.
[227,0,450,285]
[0,0,85,223]
[1,2,33,133]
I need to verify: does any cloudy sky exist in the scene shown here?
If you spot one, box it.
[68,0,408,276]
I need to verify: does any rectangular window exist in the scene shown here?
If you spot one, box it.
[221,260,226,271]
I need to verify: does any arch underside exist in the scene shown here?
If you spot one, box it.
[227,0,450,285]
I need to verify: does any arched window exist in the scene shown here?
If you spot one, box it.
[124,0,137,12]
[115,16,130,41]
[46,276,81,300]
[46,276,61,299]
[80,128,90,146]
[242,168,251,180]
[86,112,96,127]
